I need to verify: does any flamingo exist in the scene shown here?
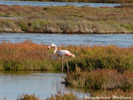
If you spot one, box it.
[48,43,75,73]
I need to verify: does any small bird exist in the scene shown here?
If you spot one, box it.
[48,43,75,73]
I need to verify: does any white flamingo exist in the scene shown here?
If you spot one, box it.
[48,43,75,73]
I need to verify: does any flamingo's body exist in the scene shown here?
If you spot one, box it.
[48,43,75,73]
[57,50,75,57]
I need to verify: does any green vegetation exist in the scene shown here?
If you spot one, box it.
[0,41,132,71]
[66,69,133,91]
[0,5,133,33]
[18,0,133,3]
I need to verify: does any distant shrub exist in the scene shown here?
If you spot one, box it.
[17,94,39,100]
[18,21,28,31]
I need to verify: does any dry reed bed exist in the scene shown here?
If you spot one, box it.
[0,41,132,71]
[0,5,133,33]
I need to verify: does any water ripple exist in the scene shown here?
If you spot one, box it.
[0,33,133,47]
[0,1,120,7]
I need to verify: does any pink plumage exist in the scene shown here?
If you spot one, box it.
[57,50,75,57]
[48,43,75,73]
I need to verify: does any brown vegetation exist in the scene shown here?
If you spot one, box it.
[66,69,133,91]
[0,5,133,33]
[0,41,132,71]
[17,93,77,100]
[17,94,39,100]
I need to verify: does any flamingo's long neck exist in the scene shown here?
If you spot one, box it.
[53,45,57,53]
[52,45,58,60]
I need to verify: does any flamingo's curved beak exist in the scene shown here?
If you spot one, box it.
[72,54,75,57]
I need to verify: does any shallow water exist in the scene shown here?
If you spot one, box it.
[0,0,120,7]
[0,33,133,47]
[0,71,90,100]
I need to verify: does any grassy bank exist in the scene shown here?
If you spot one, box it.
[0,5,133,33]
[0,41,132,71]
[66,69,133,91]
[17,0,133,3]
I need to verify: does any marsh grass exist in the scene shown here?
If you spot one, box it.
[0,41,132,71]
[0,5,133,33]
[66,69,133,91]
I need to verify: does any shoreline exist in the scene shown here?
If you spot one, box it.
[0,31,133,34]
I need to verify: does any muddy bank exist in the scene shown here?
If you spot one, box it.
[0,5,133,34]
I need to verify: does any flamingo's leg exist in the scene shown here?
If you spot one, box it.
[61,60,64,73]
[65,59,69,73]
